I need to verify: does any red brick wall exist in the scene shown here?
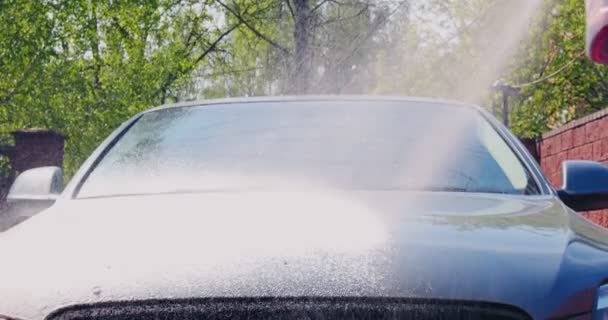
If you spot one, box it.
[535,108,608,227]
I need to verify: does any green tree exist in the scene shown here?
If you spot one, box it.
[374,0,545,105]
[203,0,404,96]
[0,0,240,176]
[507,0,608,138]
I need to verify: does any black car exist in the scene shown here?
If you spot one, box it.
[2,96,608,320]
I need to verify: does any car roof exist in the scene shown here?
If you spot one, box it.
[145,95,480,113]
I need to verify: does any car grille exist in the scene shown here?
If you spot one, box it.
[46,298,531,320]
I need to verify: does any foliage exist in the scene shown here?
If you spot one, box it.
[202,0,401,97]
[508,0,608,138]
[0,0,237,176]
[1,0,604,180]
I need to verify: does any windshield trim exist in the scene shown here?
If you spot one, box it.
[477,109,551,195]
[64,114,144,200]
[147,95,476,113]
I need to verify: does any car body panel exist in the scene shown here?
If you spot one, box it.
[1,191,608,320]
[2,97,607,320]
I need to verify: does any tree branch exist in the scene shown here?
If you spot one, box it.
[155,23,241,102]
[285,0,296,20]
[335,2,406,67]
[310,0,330,13]
[315,0,408,92]
[315,6,368,27]
[193,23,241,65]
[89,1,103,90]
[111,17,131,39]
[216,0,290,55]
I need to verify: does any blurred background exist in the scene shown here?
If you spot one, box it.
[0,0,598,177]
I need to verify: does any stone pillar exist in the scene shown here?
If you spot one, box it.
[11,129,65,174]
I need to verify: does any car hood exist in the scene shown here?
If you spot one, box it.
[1,191,608,320]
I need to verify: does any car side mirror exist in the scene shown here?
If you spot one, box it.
[8,166,63,201]
[557,160,608,211]
[1,167,63,231]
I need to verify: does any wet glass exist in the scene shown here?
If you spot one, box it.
[77,101,540,198]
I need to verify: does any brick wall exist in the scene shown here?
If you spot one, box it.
[533,108,608,227]
[11,129,65,174]
[0,129,65,205]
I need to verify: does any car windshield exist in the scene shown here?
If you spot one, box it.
[76,101,539,198]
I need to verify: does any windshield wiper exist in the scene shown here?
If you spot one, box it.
[369,185,467,192]
[371,185,512,194]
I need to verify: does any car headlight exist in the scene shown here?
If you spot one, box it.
[596,285,608,319]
